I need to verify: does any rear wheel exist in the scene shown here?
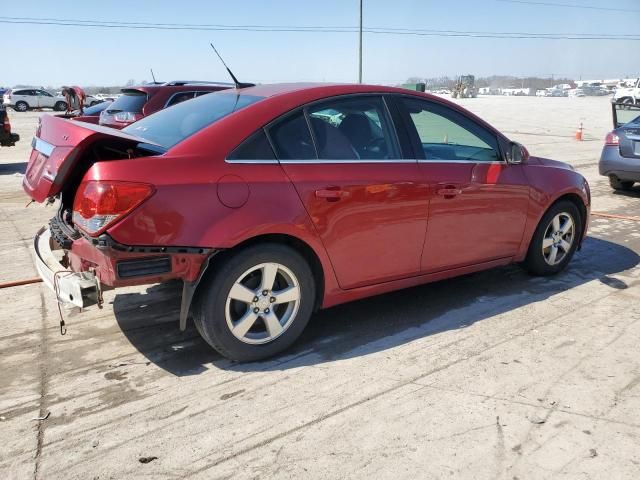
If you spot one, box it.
[609,176,634,191]
[523,200,581,276]
[14,101,28,112]
[54,101,67,112]
[193,244,315,362]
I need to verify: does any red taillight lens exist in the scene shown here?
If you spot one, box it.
[3,115,9,133]
[605,132,619,146]
[72,181,154,236]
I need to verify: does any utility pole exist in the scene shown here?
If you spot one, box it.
[358,0,363,83]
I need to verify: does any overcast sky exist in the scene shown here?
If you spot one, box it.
[4,0,640,87]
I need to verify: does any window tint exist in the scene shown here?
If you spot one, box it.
[228,130,276,160]
[307,96,397,160]
[37,90,53,97]
[269,111,316,160]
[402,98,500,162]
[124,92,264,149]
[107,90,148,113]
[195,91,212,97]
[166,92,196,107]
[14,90,30,96]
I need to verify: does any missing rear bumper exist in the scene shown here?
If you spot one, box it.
[33,226,99,308]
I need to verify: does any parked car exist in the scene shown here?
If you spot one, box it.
[23,83,590,361]
[56,101,113,125]
[2,88,102,112]
[599,101,640,190]
[0,104,19,146]
[613,78,639,105]
[98,81,232,129]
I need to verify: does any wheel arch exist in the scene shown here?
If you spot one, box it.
[522,192,588,258]
[182,232,327,330]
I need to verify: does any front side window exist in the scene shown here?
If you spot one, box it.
[402,98,500,162]
[307,96,398,160]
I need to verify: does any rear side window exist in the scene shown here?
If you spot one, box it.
[108,90,148,113]
[228,130,276,160]
[269,112,316,160]
[166,92,196,107]
[124,92,264,149]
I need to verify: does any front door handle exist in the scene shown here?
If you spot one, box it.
[436,187,463,198]
[315,187,350,202]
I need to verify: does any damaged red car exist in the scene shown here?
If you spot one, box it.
[24,83,590,361]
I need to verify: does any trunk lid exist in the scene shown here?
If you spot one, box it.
[23,115,161,203]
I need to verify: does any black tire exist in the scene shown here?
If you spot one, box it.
[193,243,316,362]
[14,101,28,112]
[609,176,634,191]
[54,101,67,112]
[523,200,582,276]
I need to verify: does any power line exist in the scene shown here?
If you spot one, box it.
[0,17,638,41]
[497,0,640,13]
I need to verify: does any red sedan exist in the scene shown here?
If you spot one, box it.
[24,83,590,361]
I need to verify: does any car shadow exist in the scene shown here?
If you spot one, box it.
[0,162,27,175]
[112,236,639,376]
[612,185,640,198]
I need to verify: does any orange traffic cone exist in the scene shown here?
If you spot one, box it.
[575,123,583,141]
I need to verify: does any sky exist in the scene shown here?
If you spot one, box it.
[4,0,640,88]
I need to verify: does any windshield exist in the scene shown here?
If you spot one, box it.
[123,91,264,149]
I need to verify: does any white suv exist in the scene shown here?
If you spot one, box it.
[2,89,100,112]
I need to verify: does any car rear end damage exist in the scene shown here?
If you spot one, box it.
[24,114,215,323]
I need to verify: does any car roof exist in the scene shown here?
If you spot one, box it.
[236,82,425,99]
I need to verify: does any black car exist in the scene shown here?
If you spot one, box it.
[0,104,19,147]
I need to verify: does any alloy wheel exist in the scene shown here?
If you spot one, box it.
[542,212,575,266]
[225,262,301,344]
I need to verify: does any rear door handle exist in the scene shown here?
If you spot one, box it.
[436,187,463,198]
[315,188,350,201]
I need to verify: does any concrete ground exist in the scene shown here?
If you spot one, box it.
[1,96,639,480]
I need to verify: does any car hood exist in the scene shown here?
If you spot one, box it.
[528,156,575,171]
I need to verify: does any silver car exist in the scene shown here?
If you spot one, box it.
[599,102,640,191]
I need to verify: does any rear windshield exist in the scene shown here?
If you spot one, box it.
[123,92,264,149]
[107,90,147,113]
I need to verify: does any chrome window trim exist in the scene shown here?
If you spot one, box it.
[280,158,416,164]
[417,159,505,164]
[32,137,55,157]
[225,158,279,164]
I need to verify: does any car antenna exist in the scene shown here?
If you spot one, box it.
[209,43,255,89]
[150,68,157,83]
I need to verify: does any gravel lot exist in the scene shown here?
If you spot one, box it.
[1,96,639,480]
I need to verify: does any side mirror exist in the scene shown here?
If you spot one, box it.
[506,142,529,164]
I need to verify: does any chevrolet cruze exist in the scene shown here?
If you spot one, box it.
[23,83,590,361]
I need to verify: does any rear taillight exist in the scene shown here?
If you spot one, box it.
[72,181,154,236]
[3,115,9,133]
[114,112,143,123]
[605,132,619,146]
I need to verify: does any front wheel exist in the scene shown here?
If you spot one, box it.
[193,244,316,362]
[54,101,67,112]
[523,200,581,276]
